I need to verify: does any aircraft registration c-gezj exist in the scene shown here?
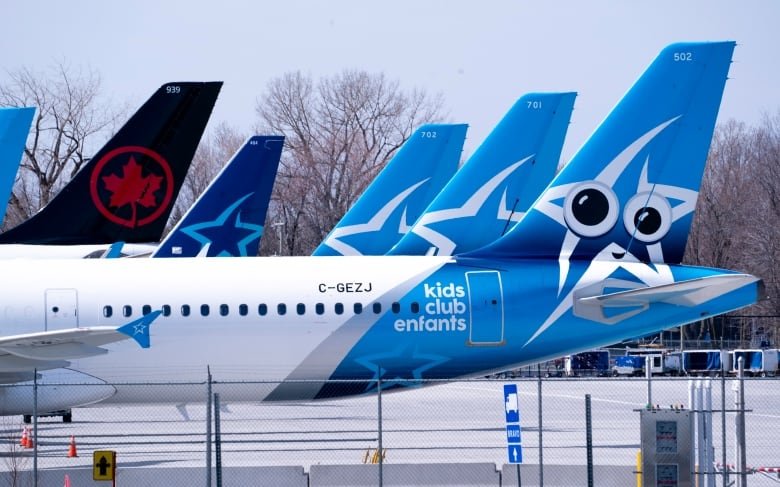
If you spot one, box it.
[0,41,764,414]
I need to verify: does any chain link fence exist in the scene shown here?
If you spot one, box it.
[0,374,778,486]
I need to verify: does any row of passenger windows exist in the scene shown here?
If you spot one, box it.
[103,301,420,318]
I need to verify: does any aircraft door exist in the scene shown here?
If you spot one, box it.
[45,288,79,330]
[465,270,504,345]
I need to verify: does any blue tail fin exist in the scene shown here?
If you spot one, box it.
[312,123,467,256]
[0,82,221,245]
[388,93,575,256]
[152,135,284,257]
[472,42,735,270]
[0,107,34,228]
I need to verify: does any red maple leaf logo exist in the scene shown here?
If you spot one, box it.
[102,156,163,227]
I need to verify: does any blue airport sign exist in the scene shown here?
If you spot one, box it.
[508,444,523,464]
[506,424,521,444]
[503,384,519,424]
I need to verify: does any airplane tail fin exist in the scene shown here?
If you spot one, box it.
[0,82,222,245]
[152,135,285,257]
[470,42,735,266]
[312,123,467,256]
[0,107,35,228]
[389,92,575,256]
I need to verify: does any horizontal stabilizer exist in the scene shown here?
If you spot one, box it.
[574,274,760,324]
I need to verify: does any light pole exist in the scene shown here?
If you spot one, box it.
[272,221,284,256]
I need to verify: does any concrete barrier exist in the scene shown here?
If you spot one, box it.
[310,462,501,486]
[500,464,635,486]
[36,466,309,486]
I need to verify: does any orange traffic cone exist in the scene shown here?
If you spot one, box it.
[19,427,28,448]
[63,473,71,487]
[67,435,78,458]
[25,429,34,449]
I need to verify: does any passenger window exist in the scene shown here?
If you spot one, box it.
[354,303,363,314]
[391,302,400,314]
[372,303,382,314]
[315,303,325,315]
[162,304,171,317]
[335,303,344,315]
[411,302,420,313]
[258,304,267,316]
[181,304,191,317]
[103,305,113,318]
[142,304,151,315]
[277,303,287,315]
[201,304,210,316]
[123,305,132,317]
[239,304,248,316]
[296,303,305,315]
[220,304,229,316]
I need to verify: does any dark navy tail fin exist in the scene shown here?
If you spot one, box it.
[0,82,222,245]
[0,107,34,228]
[152,135,284,257]
[472,42,735,268]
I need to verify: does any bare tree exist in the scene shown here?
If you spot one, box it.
[166,122,248,232]
[0,64,121,229]
[686,115,780,343]
[255,70,446,255]
[686,120,755,270]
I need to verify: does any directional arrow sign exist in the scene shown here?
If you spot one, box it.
[93,450,116,481]
[508,444,523,464]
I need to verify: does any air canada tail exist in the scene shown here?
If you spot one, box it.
[471,42,735,266]
[312,123,467,256]
[0,107,34,229]
[389,92,575,256]
[0,82,222,245]
[152,135,284,257]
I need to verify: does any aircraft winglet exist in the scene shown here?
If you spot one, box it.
[101,241,126,259]
[117,310,162,349]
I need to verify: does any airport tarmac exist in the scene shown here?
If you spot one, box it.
[3,378,778,478]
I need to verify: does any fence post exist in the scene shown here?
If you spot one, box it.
[737,358,747,487]
[537,363,543,487]
[206,367,212,487]
[33,368,38,487]
[721,339,729,487]
[585,394,593,487]
[214,393,222,487]
[377,368,383,487]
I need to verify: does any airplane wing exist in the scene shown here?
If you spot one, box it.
[0,310,162,373]
[573,274,760,325]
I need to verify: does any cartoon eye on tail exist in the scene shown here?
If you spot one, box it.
[622,192,672,243]
[563,181,619,238]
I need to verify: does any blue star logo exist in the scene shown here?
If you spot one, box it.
[354,345,450,393]
[179,193,264,256]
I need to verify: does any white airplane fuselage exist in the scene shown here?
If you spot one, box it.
[0,255,760,409]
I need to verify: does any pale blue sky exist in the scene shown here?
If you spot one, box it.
[2,1,777,162]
